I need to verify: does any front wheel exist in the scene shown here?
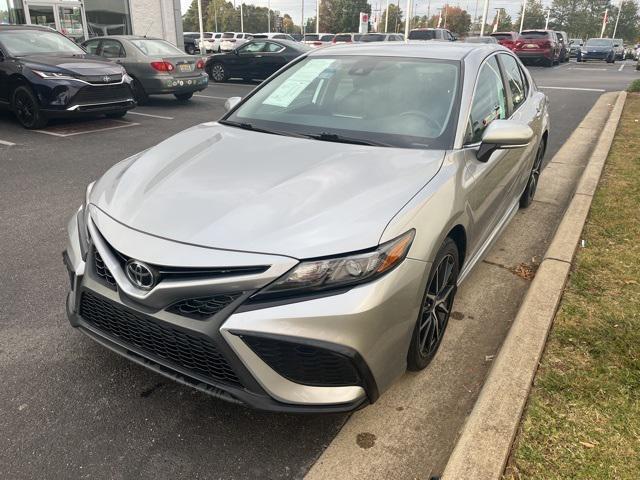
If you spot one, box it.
[12,86,47,129]
[519,139,545,208]
[174,92,193,101]
[407,238,459,371]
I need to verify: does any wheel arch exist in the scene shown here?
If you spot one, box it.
[446,224,467,269]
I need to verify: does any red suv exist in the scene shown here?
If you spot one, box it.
[514,30,561,67]
[490,32,519,50]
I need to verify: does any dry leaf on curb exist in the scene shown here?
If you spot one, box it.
[579,441,596,448]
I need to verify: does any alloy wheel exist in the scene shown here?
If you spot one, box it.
[14,91,35,127]
[418,253,457,358]
[527,144,544,202]
[211,64,226,82]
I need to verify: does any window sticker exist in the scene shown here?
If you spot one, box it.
[263,59,336,108]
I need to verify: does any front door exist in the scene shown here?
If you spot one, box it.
[26,2,88,44]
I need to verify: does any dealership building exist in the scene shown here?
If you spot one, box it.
[0,0,184,47]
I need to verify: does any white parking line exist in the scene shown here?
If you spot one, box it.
[194,94,230,100]
[34,122,140,137]
[127,111,175,120]
[567,67,607,71]
[0,139,16,146]
[619,64,625,71]
[539,86,606,92]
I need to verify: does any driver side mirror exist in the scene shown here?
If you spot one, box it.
[225,96,241,111]
[476,120,534,163]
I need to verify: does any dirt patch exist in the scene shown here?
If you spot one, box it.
[356,432,377,449]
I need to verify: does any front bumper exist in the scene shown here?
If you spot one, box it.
[579,51,611,61]
[64,207,428,412]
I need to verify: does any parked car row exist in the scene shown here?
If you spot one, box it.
[0,25,208,128]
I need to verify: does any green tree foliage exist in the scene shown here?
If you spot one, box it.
[444,6,471,35]
[378,3,403,33]
[514,0,547,30]
[547,0,639,41]
[606,0,639,41]
[183,0,213,31]
[318,0,371,33]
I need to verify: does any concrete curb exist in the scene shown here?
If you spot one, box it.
[440,90,627,480]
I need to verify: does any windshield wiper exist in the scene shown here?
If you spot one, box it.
[220,120,307,138]
[303,132,392,147]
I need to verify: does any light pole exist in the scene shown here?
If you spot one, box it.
[600,8,608,38]
[544,7,550,30]
[493,7,500,33]
[384,0,390,32]
[268,0,271,32]
[480,0,489,36]
[519,0,527,34]
[197,0,205,53]
[301,0,305,37]
[612,1,622,38]
[316,0,320,33]
[240,3,244,32]
[404,0,412,40]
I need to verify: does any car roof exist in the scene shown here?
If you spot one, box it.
[83,35,163,41]
[0,24,54,32]
[308,42,503,60]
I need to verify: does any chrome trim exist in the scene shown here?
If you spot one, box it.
[66,99,134,111]
[221,329,366,405]
[56,77,127,87]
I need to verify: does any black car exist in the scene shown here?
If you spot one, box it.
[0,25,135,129]
[205,39,310,83]
[578,38,616,63]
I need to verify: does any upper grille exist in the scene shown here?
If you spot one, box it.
[242,336,360,387]
[167,293,242,320]
[72,84,132,105]
[80,73,124,84]
[80,290,242,388]
[94,250,117,290]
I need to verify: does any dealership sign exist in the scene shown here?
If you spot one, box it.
[359,12,369,34]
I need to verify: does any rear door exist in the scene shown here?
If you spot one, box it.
[253,41,288,79]
[228,41,267,78]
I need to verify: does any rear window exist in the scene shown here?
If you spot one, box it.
[360,34,385,42]
[304,34,319,41]
[320,35,334,41]
[130,39,184,56]
[520,31,549,39]
[222,32,235,39]
[408,30,436,40]
[334,34,352,42]
[491,33,514,40]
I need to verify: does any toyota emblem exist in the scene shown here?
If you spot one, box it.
[125,260,156,290]
[103,75,111,83]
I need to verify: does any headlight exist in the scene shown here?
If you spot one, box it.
[32,70,76,80]
[77,181,95,260]
[254,230,415,299]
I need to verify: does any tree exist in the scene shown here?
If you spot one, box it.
[282,13,300,34]
[607,0,639,41]
[318,0,371,33]
[444,6,471,35]
[183,0,213,32]
[378,4,403,33]
[514,0,547,30]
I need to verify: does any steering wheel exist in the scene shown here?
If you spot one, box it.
[398,110,442,133]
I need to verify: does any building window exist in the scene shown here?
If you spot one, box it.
[85,0,132,37]
[0,0,25,25]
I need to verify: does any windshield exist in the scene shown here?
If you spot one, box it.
[408,30,437,40]
[0,29,85,56]
[360,34,386,42]
[225,55,460,149]
[130,39,184,56]
[586,38,613,47]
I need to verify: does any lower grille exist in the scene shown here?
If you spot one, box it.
[167,293,242,320]
[80,290,242,388]
[72,84,132,105]
[242,336,360,387]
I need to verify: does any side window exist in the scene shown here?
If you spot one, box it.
[264,42,284,53]
[467,56,507,143]
[101,39,124,58]
[500,54,526,112]
[238,41,266,53]
[84,40,100,54]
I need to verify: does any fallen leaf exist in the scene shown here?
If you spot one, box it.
[579,441,595,448]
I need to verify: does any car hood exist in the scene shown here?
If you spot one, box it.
[21,54,122,76]
[91,123,445,259]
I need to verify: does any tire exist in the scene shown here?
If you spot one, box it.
[185,44,196,55]
[209,62,228,82]
[174,92,193,101]
[519,138,545,209]
[407,238,459,371]
[544,57,554,67]
[12,86,47,129]
[105,110,127,119]
[131,78,148,105]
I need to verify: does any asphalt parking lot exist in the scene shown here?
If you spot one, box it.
[0,59,637,479]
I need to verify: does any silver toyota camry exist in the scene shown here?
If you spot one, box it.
[64,43,549,412]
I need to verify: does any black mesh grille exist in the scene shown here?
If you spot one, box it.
[94,250,117,290]
[167,293,242,320]
[72,84,132,105]
[242,336,360,387]
[80,291,242,388]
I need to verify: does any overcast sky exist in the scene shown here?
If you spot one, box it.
[180,0,549,28]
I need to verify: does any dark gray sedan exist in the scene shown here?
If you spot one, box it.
[82,36,209,104]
